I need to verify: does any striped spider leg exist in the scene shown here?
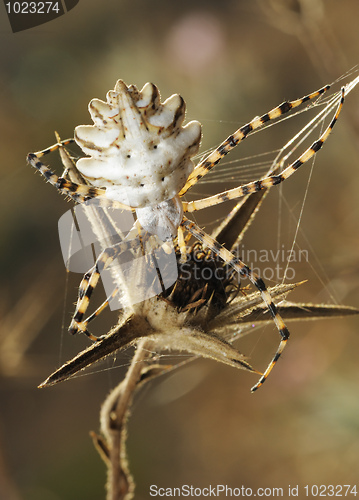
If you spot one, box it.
[28,140,160,340]
[27,80,344,391]
[181,88,344,391]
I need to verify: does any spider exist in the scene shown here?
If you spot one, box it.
[27,80,344,392]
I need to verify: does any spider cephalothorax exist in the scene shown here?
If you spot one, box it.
[74,80,201,240]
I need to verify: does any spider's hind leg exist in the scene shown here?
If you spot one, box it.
[182,216,289,392]
[68,238,142,340]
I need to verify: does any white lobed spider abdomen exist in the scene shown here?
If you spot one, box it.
[74,80,202,223]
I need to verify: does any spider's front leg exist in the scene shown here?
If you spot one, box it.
[180,84,330,195]
[27,150,106,203]
[31,137,76,158]
[27,149,130,211]
[183,88,345,213]
[182,216,289,392]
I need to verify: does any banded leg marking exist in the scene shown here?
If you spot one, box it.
[27,151,131,210]
[180,85,330,196]
[184,88,344,213]
[27,152,106,203]
[69,239,142,339]
[83,286,121,328]
[35,138,76,157]
[182,216,289,392]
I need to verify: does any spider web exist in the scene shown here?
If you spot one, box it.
[191,80,347,189]
[56,71,359,386]
[185,80,341,275]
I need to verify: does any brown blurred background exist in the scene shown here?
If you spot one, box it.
[1,1,359,498]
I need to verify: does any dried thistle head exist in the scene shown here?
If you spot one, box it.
[39,178,359,389]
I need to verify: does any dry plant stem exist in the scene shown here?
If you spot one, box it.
[58,139,145,499]
[100,338,155,500]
